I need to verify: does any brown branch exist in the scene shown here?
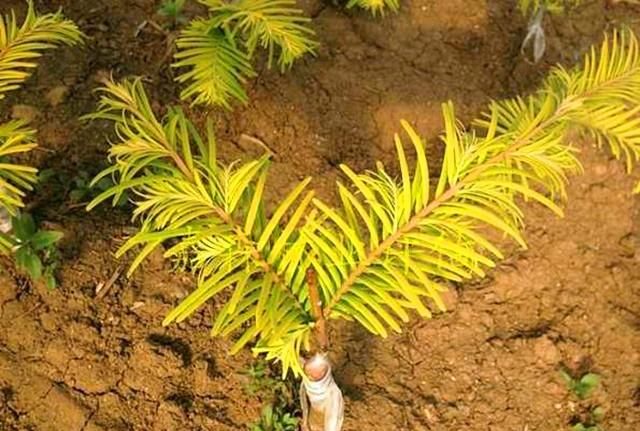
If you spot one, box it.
[307,268,328,352]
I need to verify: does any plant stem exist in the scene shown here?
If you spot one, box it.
[307,268,328,352]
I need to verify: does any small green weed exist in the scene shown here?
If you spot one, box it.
[69,171,94,202]
[561,369,605,431]
[571,406,605,431]
[242,360,289,397]
[37,168,57,184]
[70,170,127,206]
[560,370,601,400]
[158,0,187,26]
[250,404,298,431]
[11,213,62,289]
[243,360,299,431]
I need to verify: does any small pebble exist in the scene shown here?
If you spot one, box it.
[46,85,69,107]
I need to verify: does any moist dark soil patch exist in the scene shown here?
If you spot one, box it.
[0,0,639,430]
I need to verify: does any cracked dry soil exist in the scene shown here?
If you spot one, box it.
[0,0,639,430]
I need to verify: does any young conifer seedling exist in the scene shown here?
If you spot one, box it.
[88,28,640,430]
[0,1,83,283]
[173,0,317,109]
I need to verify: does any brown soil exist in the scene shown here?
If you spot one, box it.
[0,0,639,430]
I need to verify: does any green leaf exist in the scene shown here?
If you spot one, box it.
[591,406,605,422]
[69,188,86,202]
[30,230,63,251]
[37,168,56,182]
[244,169,268,236]
[575,373,601,399]
[14,246,42,279]
[44,270,57,290]
[11,213,36,240]
[159,0,186,18]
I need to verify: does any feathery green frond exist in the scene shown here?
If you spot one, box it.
[0,1,81,249]
[314,27,640,337]
[0,121,37,219]
[203,0,318,70]
[312,105,579,335]
[480,28,640,192]
[173,19,255,108]
[346,0,400,15]
[87,78,314,376]
[563,29,640,189]
[0,0,83,98]
[173,0,316,108]
[173,0,318,109]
